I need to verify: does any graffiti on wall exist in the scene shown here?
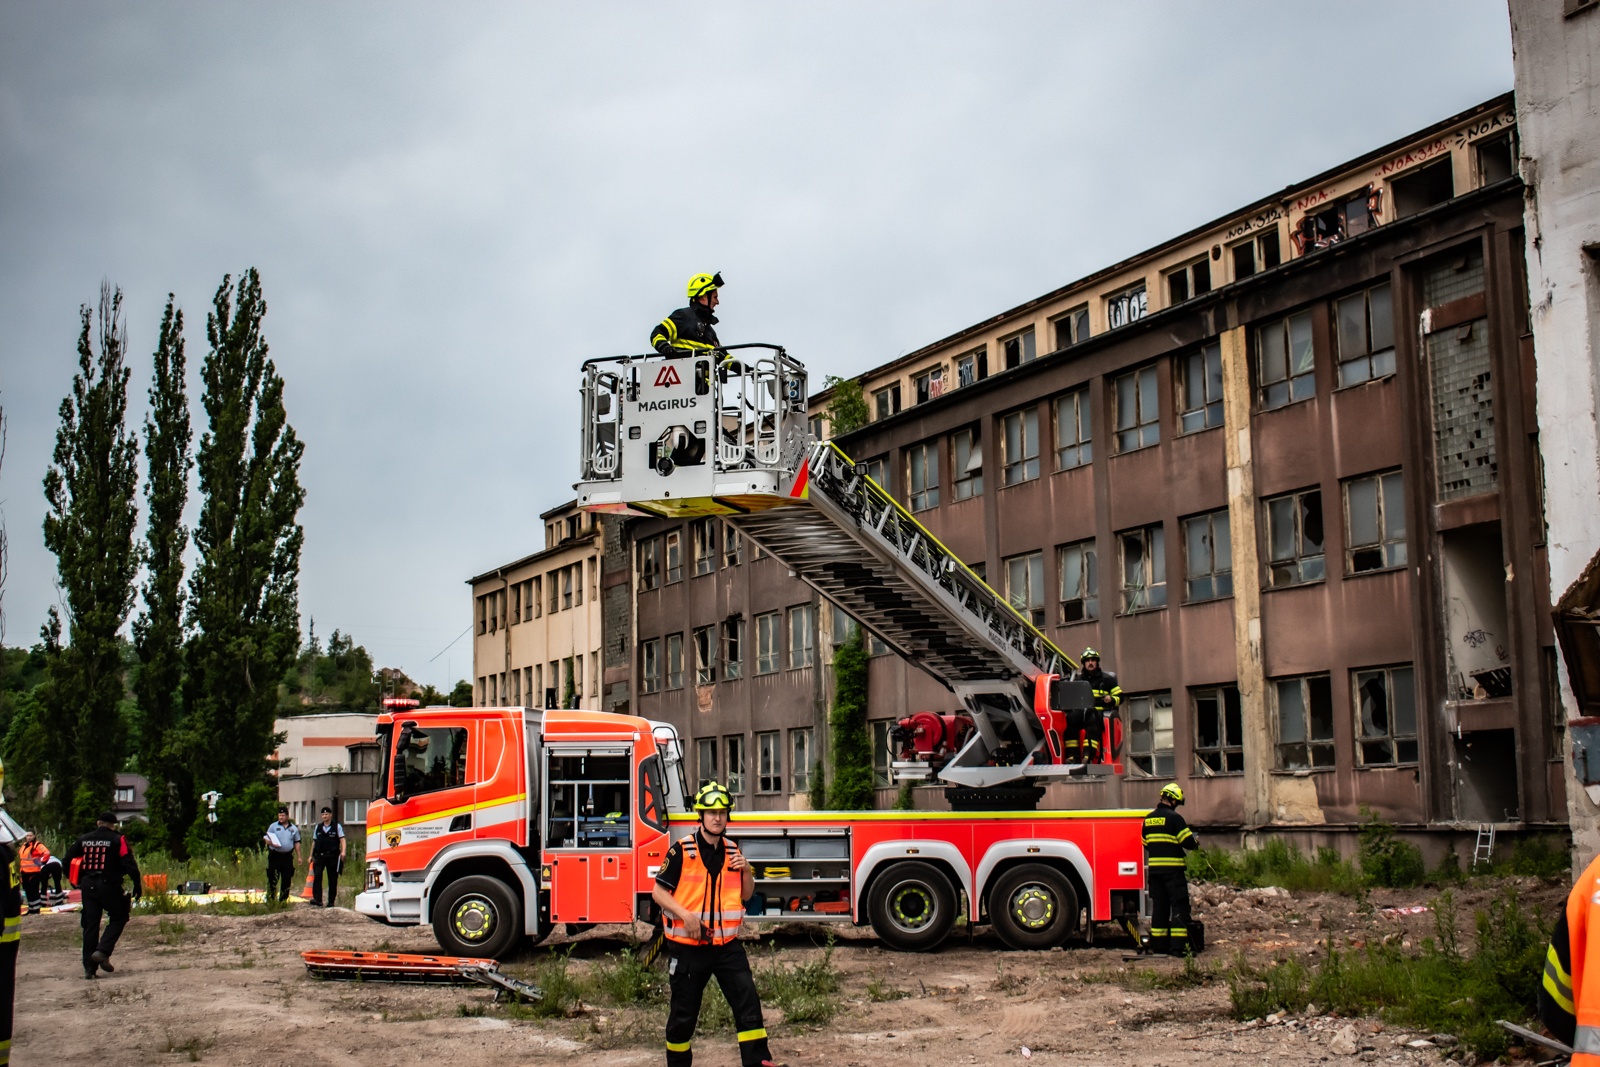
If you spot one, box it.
[1225,206,1283,241]
[1453,112,1514,149]
[1372,138,1451,180]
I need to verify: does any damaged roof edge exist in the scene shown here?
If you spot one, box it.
[806,90,1515,408]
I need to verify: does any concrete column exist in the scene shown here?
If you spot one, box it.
[1220,325,1272,828]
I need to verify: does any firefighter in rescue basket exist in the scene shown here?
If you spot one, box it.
[651,781,784,1067]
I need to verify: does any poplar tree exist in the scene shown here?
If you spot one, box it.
[180,269,305,848]
[132,296,192,850]
[826,628,874,810]
[40,283,141,827]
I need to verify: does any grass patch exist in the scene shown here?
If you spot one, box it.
[1226,887,1548,1059]
[1188,839,1363,894]
[155,917,189,945]
[865,973,909,1002]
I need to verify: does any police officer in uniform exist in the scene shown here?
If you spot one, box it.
[1069,647,1123,763]
[650,273,724,356]
[310,806,346,907]
[651,781,783,1067]
[1142,783,1198,956]
[63,811,141,978]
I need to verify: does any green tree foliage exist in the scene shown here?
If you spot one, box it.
[40,284,142,828]
[822,375,869,437]
[1,638,59,825]
[179,270,305,851]
[448,680,474,707]
[281,625,378,712]
[826,628,872,810]
[132,295,193,849]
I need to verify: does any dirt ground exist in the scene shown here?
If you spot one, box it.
[11,877,1565,1067]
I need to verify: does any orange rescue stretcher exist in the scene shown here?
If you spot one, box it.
[300,950,543,1001]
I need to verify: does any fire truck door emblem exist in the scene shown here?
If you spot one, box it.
[385,829,402,848]
[654,366,681,388]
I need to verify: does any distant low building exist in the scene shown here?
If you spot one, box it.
[274,711,382,828]
[113,773,148,822]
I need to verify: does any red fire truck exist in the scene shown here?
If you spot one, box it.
[354,346,1146,957]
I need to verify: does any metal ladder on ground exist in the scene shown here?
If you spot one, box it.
[1472,823,1496,869]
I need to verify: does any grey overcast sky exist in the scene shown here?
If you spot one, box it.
[0,2,1513,690]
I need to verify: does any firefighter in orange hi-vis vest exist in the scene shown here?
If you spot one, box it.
[651,781,783,1067]
[1540,851,1600,1059]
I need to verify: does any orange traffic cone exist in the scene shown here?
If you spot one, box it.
[301,865,316,901]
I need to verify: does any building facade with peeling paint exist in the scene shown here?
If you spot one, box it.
[1510,0,1600,866]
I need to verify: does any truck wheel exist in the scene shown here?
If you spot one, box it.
[868,861,956,952]
[987,863,1078,951]
[432,875,523,960]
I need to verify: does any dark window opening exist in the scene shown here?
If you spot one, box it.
[1391,158,1455,219]
[1476,132,1516,186]
[1194,686,1244,774]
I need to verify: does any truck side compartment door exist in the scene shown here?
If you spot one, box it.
[544,746,634,924]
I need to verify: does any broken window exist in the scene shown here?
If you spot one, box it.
[693,625,716,685]
[790,728,812,794]
[1106,283,1148,330]
[1184,508,1233,602]
[696,738,717,789]
[1335,282,1395,387]
[1114,365,1160,453]
[1256,310,1316,409]
[1231,230,1282,280]
[1423,242,1486,306]
[952,426,983,500]
[1126,692,1175,778]
[1476,131,1516,186]
[907,440,940,511]
[1355,665,1417,766]
[1054,388,1092,470]
[1057,539,1098,624]
[1165,257,1212,306]
[1052,305,1090,350]
[1193,686,1244,774]
[756,612,780,674]
[1004,550,1046,627]
[666,633,684,690]
[1429,319,1496,500]
[1178,341,1224,433]
[1119,524,1167,613]
[913,365,945,404]
[723,524,742,567]
[724,734,747,793]
[1275,674,1335,769]
[691,518,717,576]
[1265,487,1325,587]
[956,347,987,388]
[1391,158,1454,219]
[1003,328,1037,370]
[1002,407,1040,485]
[1344,470,1406,573]
[722,617,744,680]
[640,638,661,694]
[663,529,682,584]
[756,731,781,793]
[873,382,902,421]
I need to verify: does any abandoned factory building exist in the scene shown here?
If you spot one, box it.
[481,92,1557,844]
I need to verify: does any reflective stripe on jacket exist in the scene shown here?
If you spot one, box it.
[651,304,720,355]
[18,841,48,874]
[1142,805,1198,869]
[662,840,747,946]
[1540,851,1600,1061]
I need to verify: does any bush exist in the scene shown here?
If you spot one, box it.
[1357,810,1425,889]
[1188,840,1362,895]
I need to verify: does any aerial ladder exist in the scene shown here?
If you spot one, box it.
[576,345,1121,807]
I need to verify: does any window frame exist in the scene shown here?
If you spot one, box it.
[871,719,893,788]
[1177,341,1224,434]
[1264,487,1326,588]
[723,525,743,567]
[722,617,744,680]
[756,612,781,675]
[956,346,987,388]
[952,427,983,500]
[1106,282,1148,330]
[1193,685,1244,775]
[1183,508,1233,603]
[913,365,945,405]
[725,734,747,794]
[692,518,717,576]
[1002,326,1037,370]
[1113,364,1160,453]
[787,603,815,669]
[756,730,781,793]
[1004,550,1046,628]
[861,455,890,491]
[1255,310,1316,410]
[664,529,683,584]
[640,638,661,694]
[1001,406,1041,486]
[790,727,813,794]
[1054,388,1092,471]
[1164,256,1212,306]
[873,382,902,421]
[665,632,684,690]
[1125,691,1175,778]
[696,737,717,788]
[692,624,717,685]
[1051,305,1090,350]
[1057,538,1099,624]
[1343,469,1407,574]
[1274,673,1336,770]
[1334,282,1396,389]
[1354,665,1418,767]
[1118,523,1168,614]
[907,440,941,512]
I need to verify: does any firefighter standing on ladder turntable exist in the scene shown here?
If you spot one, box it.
[1070,647,1122,762]
[1143,783,1199,955]
[652,781,784,1067]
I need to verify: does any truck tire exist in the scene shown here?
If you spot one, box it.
[867,861,956,952]
[987,863,1078,951]
[432,875,523,960]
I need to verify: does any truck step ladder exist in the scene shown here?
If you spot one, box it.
[1472,823,1496,869]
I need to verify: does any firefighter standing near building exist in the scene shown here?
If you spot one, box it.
[1538,850,1600,1057]
[63,811,141,979]
[651,781,783,1067]
[1143,783,1199,956]
[651,273,724,356]
[1070,647,1123,763]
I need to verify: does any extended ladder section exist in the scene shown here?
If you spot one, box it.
[575,350,1108,791]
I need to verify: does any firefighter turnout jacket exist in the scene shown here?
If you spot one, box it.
[1540,851,1600,1060]
[651,303,721,355]
[1072,666,1123,712]
[657,832,747,945]
[1142,804,1198,869]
